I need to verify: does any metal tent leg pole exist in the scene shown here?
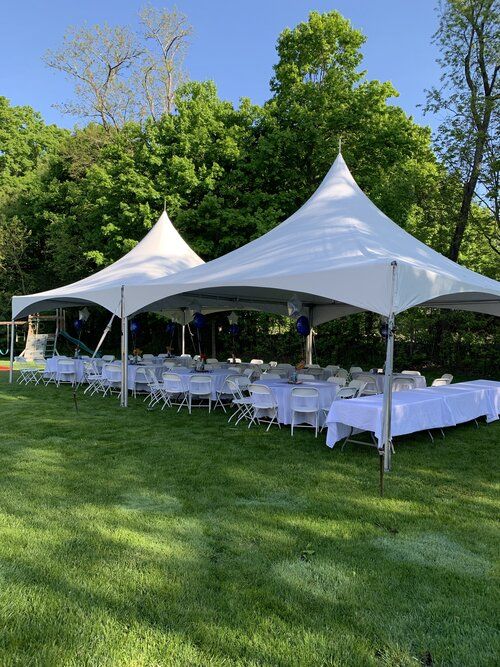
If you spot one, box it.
[379,313,395,473]
[120,286,128,407]
[182,325,186,356]
[9,321,15,383]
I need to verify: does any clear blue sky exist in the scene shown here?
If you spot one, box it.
[0,0,441,130]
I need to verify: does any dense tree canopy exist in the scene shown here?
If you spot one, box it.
[0,8,498,371]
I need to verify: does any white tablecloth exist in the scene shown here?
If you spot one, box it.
[326,380,499,447]
[433,381,499,423]
[45,357,85,382]
[325,390,456,448]
[257,379,339,425]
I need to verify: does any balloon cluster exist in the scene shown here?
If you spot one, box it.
[129,320,140,334]
[193,312,206,329]
[73,319,84,332]
[165,322,176,336]
[229,323,240,336]
[296,315,310,337]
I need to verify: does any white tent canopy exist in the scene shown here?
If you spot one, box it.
[12,210,204,319]
[121,153,500,321]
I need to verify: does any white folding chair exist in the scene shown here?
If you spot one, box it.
[392,376,416,391]
[101,355,115,362]
[162,372,188,411]
[334,368,349,381]
[250,359,263,365]
[349,366,363,374]
[268,361,278,367]
[214,375,240,412]
[103,363,122,398]
[291,387,320,437]
[227,357,242,364]
[248,384,280,431]
[431,378,449,387]
[142,354,155,361]
[16,357,35,385]
[133,367,150,397]
[330,375,347,386]
[57,359,77,387]
[261,372,281,380]
[227,379,254,425]
[83,360,106,395]
[401,370,421,375]
[144,367,169,409]
[441,374,453,382]
[188,375,213,413]
[353,373,378,395]
[348,379,367,396]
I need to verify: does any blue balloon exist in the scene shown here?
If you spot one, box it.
[193,312,206,329]
[130,320,140,334]
[229,323,240,336]
[74,319,83,332]
[166,322,176,335]
[296,315,310,337]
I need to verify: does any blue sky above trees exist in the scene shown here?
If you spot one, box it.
[0,0,440,129]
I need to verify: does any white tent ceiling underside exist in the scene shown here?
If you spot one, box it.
[12,211,204,319]
[121,154,500,322]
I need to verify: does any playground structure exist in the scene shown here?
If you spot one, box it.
[2,309,97,360]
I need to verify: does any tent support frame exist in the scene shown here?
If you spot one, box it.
[9,321,15,383]
[120,286,128,407]
[379,261,398,478]
[306,306,314,365]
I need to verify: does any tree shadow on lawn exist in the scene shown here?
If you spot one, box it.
[0,379,499,664]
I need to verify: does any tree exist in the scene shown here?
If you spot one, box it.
[425,0,499,261]
[44,6,192,128]
[138,5,192,120]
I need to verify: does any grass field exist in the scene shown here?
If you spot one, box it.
[0,373,498,666]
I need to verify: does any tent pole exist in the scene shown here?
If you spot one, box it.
[120,286,128,407]
[181,325,186,355]
[306,307,314,365]
[379,261,398,475]
[9,321,15,383]
[211,319,216,359]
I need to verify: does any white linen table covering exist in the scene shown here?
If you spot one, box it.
[433,381,499,423]
[325,390,455,448]
[256,379,339,425]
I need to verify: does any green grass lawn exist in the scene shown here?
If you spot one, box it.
[0,374,498,666]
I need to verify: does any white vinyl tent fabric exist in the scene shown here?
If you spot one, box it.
[12,211,204,319]
[122,154,500,321]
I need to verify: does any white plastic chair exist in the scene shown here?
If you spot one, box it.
[334,369,349,380]
[353,373,378,395]
[57,359,77,387]
[226,379,254,425]
[441,373,453,382]
[101,355,115,363]
[248,384,280,430]
[188,375,213,413]
[145,367,169,409]
[142,354,155,361]
[291,387,320,437]
[392,376,416,391]
[431,378,449,387]
[133,367,150,397]
[162,373,188,411]
[83,360,106,395]
[227,358,242,364]
[103,363,122,397]
[401,370,421,376]
[349,366,363,374]
[335,386,358,400]
[348,379,367,396]
[268,361,278,367]
[214,375,240,412]
[328,376,346,386]
[250,359,263,365]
